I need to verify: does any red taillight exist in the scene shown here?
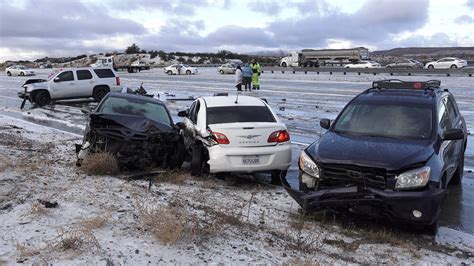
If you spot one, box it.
[413,82,422,89]
[268,130,290,143]
[116,77,121,86]
[211,132,230,145]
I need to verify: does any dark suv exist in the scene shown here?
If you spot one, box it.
[282,80,467,233]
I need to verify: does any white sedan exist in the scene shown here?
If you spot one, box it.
[344,61,381,68]
[424,57,468,69]
[163,64,198,75]
[5,65,35,76]
[178,95,291,184]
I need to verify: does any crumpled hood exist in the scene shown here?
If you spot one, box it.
[25,81,48,91]
[90,113,173,133]
[308,131,434,171]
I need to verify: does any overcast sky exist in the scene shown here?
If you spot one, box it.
[0,0,473,61]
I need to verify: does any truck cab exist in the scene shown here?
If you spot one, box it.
[280,52,299,67]
[90,56,114,68]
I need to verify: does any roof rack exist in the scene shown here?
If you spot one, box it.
[213,93,229,96]
[371,79,441,90]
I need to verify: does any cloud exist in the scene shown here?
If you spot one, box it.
[393,32,457,47]
[467,0,474,9]
[265,0,429,49]
[247,1,283,15]
[455,15,474,24]
[102,0,209,15]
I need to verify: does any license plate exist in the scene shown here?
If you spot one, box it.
[242,156,259,165]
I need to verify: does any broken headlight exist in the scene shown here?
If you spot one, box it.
[299,151,320,179]
[395,166,430,190]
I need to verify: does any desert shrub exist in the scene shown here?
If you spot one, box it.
[81,152,119,175]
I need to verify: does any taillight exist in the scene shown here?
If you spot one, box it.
[268,130,290,143]
[116,77,121,86]
[211,132,230,145]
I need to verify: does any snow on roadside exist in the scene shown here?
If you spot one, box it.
[0,115,473,264]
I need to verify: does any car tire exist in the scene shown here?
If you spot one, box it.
[19,72,25,76]
[93,86,109,102]
[271,170,287,185]
[186,70,191,75]
[34,91,51,106]
[428,65,434,69]
[386,66,391,68]
[166,70,172,75]
[450,153,464,185]
[6,71,11,76]
[169,138,187,169]
[450,64,457,69]
[281,62,287,67]
[219,70,224,74]
[191,143,203,176]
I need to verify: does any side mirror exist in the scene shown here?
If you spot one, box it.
[54,77,60,82]
[320,118,331,129]
[442,129,464,141]
[177,110,188,117]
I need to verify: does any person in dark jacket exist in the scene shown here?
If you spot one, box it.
[242,63,252,91]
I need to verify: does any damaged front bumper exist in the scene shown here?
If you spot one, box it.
[280,175,446,225]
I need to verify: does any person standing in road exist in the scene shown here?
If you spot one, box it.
[250,59,261,90]
[235,65,243,91]
[242,63,252,91]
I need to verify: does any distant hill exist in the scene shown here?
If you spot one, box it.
[372,47,474,57]
[371,47,474,64]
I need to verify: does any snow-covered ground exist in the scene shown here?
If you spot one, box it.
[0,68,473,263]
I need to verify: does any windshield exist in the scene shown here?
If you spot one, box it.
[333,102,433,139]
[98,97,171,125]
[207,106,276,125]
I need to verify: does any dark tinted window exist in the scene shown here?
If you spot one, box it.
[438,101,450,131]
[334,103,433,139]
[77,70,93,80]
[55,71,74,82]
[98,97,171,124]
[207,106,276,125]
[93,68,115,78]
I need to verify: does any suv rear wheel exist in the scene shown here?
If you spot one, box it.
[186,70,191,75]
[35,91,51,106]
[6,71,11,76]
[93,86,109,102]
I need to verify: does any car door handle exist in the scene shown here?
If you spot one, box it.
[69,82,75,85]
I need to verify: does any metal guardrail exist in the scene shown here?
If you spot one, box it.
[261,67,474,77]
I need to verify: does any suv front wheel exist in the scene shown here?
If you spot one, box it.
[93,86,110,102]
[35,91,51,106]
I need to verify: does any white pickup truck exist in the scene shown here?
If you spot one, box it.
[18,67,121,107]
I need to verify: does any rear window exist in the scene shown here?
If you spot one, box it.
[77,70,93,80]
[93,68,115,78]
[207,106,276,125]
[98,96,171,124]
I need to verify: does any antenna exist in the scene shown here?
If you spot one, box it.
[235,92,239,104]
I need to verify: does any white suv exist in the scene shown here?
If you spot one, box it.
[178,95,292,184]
[18,68,121,107]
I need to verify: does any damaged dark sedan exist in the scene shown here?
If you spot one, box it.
[282,80,467,234]
[77,92,186,170]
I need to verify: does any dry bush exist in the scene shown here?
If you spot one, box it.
[77,211,111,230]
[81,152,119,175]
[284,213,323,253]
[138,204,185,245]
[52,227,100,252]
[152,170,189,183]
[30,202,51,216]
[284,257,319,266]
[16,243,40,258]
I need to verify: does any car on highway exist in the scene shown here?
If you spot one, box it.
[344,61,381,68]
[282,79,467,234]
[218,63,237,74]
[164,64,198,75]
[5,65,35,76]
[386,59,424,69]
[18,67,121,107]
[178,94,291,184]
[76,92,186,170]
[425,57,468,69]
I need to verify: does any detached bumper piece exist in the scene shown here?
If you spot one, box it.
[280,175,445,225]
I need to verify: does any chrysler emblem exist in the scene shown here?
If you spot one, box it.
[237,134,260,139]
